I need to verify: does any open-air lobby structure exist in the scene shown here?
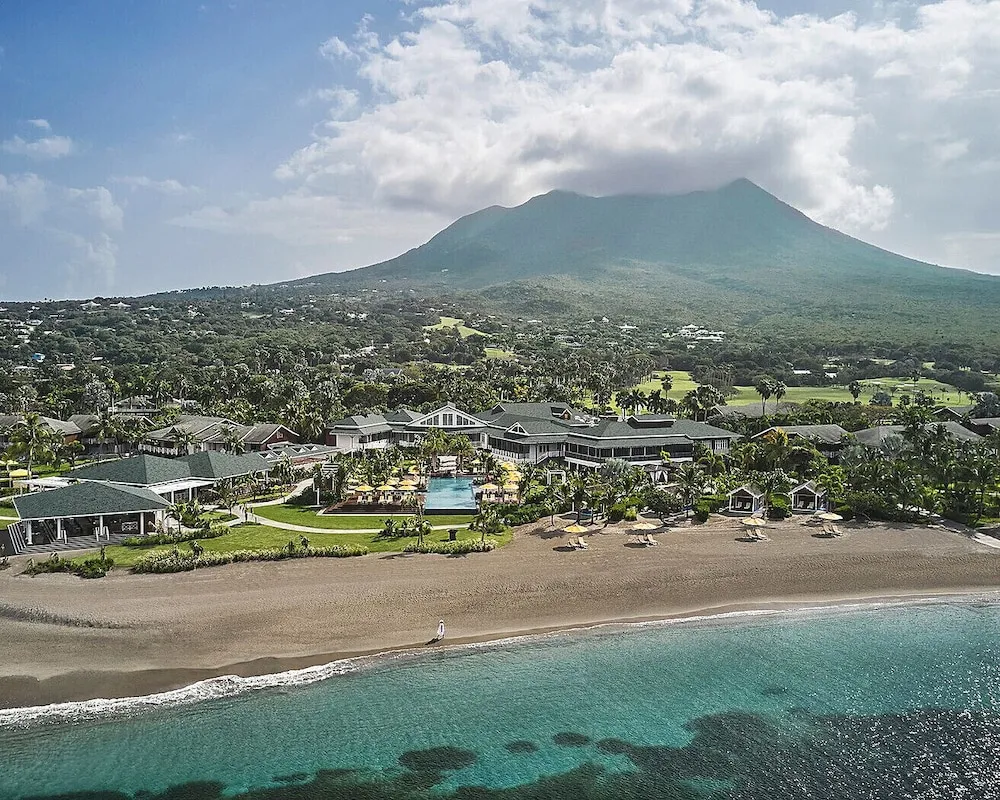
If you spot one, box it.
[4,452,268,552]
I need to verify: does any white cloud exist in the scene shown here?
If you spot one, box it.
[27,119,51,130]
[173,0,1000,277]
[0,173,124,293]
[112,175,199,195]
[2,134,75,160]
[65,186,124,230]
[0,172,49,225]
[319,35,355,61]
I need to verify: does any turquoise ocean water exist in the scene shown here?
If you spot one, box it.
[3,598,1000,799]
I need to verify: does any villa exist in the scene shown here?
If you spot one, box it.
[324,402,739,471]
[751,425,850,459]
[0,415,82,447]
[140,416,299,456]
[852,422,981,449]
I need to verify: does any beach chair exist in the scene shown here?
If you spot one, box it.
[576,537,589,550]
[645,534,659,546]
[830,524,844,537]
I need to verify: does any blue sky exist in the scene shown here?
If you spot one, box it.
[2,0,999,300]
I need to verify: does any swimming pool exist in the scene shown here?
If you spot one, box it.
[424,477,478,512]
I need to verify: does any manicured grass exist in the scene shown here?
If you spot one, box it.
[423,316,487,338]
[484,346,516,360]
[632,370,699,398]
[622,369,968,408]
[251,504,475,530]
[77,523,510,567]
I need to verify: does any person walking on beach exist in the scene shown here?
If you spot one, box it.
[436,620,446,642]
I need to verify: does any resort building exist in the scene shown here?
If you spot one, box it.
[751,425,850,460]
[324,402,739,470]
[2,452,269,553]
[0,415,81,447]
[852,422,981,449]
[140,416,299,456]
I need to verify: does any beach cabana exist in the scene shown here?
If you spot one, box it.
[727,485,764,515]
[790,481,828,513]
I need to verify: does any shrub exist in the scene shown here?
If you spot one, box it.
[403,538,497,554]
[692,500,712,523]
[704,494,726,513]
[24,551,114,579]
[492,502,547,526]
[767,496,791,520]
[607,501,627,523]
[121,526,227,547]
[0,556,9,570]
[623,506,638,522]
[130,542,368,574]
[846,490,924,524]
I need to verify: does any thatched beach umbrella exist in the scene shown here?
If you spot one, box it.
[355,484,375,493]
[631,522,658,531]
[741,517,767,527]
[563,523,589,534]
[817,512,843,521]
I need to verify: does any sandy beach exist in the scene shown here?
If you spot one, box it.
[2,516,999,710]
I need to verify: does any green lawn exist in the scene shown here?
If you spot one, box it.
[251,504,475,530]
[484,346,516,360]
[76,523,510,567]
[423,316,487,338]
[621,369,969,408]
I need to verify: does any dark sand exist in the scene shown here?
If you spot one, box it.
[2,517,998,709]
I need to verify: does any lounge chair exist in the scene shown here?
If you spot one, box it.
[576,537,589,550]
[830,524,844,537]
[645,534,659,546]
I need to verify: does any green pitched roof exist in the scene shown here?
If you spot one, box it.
[181,451,269,479]
[69,454,191,486]
[14,482,171,521]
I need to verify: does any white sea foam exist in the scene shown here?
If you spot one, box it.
[3,592,997,729]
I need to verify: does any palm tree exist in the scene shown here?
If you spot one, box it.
[4,413,54,477]
[754,378,774,416]
[675,463,708,517]
[848,380,863,404]
[758,469,792,515]
[218,423,246,455]
[660,373,673,395]
[772,381,787,413]
[473,505,505,544]
[93,408,120,460]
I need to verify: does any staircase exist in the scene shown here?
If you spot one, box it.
[2,522,26,557]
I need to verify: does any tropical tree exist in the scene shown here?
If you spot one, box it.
[772,381,787,413]
[848,380,863,404]
[473,505,505,544]
[4,413,55,477]
[754,377,774,416]
[675,463,708,516]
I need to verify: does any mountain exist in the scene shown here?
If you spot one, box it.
[288,180,1000,342]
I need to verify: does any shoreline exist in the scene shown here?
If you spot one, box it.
[3,517,999,711]
[3,588,997,716]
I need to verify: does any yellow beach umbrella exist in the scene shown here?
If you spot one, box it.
[480,482,499,491]
[502,482,519,491]
[631,522,658,531]
[817,512,843,521]
[8,469,29,478]
[355,484,375,493]
[563,523,588,534]
[397,484,416,492]
[742,517,767,527]
[376,484,395,492]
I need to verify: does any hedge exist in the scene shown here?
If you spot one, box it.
[121,527,228,547]
[24,552,114,579]
[131,543,368,574]
[403,539,497,554]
